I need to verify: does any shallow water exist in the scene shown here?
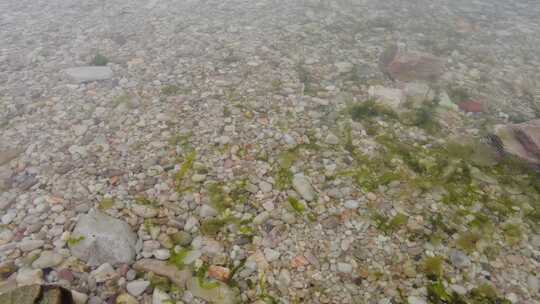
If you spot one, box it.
[1,0,539,303]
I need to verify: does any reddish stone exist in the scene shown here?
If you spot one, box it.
[290,255,309,268]
[57,268,74,282]
[458,100,485,113]
[207,265,230,282]
[386,52,445,82]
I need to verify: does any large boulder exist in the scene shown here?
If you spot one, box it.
[494,119,540,164]
[70,210,139,266]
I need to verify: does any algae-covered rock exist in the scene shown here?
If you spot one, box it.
[186,277,239,304]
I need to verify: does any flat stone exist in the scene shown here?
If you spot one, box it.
[132,204,158,218]
[368,85,404,109]
[91,263,116,283]
[70,210,139,266]
[153,249,170,260]
[31,251,64,269]
[126,280,150,297]
[325,133,339,145]
[16,268,43,286]
[186,277,238,304]
[337,262,353,273]
[385,51,445,82]
[64,66,113,83]
[408,296,428,304]
[116,293,138,304]
[263,248,280,262]
[344,200,359,209]
[133,259,191,288]
[0,148,22,166]
[292,174,315,202]
[152,288,171,304]
[0,285,41,304]
[18,240,44,252]
[449,250,471,269]
[495,119,540,164]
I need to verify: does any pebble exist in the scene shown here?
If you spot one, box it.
[325,133,339,145]
[132,204,158,218]
[16,268,44,285]
[292,174,316,201]
[337,262,353,273]
[32,250,64,269]
[91,263,116,283]
[153,249,171,260]
[126,280,150,297]
[18,239,45,252]
[408,296,427,304]
[344,200,359,209]
[264,248,281,262]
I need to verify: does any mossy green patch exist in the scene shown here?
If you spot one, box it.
[67,236,85,246]
[502,223,522,245]
[288,196,305,214]
[168,247,190,269]
[175,151,196,192]
[372,212,408,234]
[161,84,182,96]
[98,198,114,210]
[348,99,398,121]
[91,53,108,66]
[456,231,481,253]
[422,256,444,279]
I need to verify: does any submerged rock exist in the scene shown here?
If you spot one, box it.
[70,210,139,266]
[292,174,316,201]
[494,119,540,165]
[0,285,74,304]
[186,277,238,304]
[133,259,191,287]
[64,66,113,83]
[383,50,445,82]
[458,100,485,113]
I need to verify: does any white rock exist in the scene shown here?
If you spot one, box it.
[70,210,139,266]
[199,205,218,218]
[186,277,238,304]
[71,290,89,304]
[325,133,339,145]
[152,288,171,304]
[263,248,280,262]
[292,174,316,201]
[16,268,43,286]
[368,85,404,109]
[132,204,158,218]
[259,181,273,193]
[64,66,113,83]
[408,296,427,304]
[18,239,44,252]
[335,62,354,74]
[528,275,539,294]
[344,200,359,209]
[127,280,150,297]
[91,263,116,283]
[283,134,297,147]
[153,249,171,260]
[32,250,64,269]
[337,262,352,273]
[2,211,16,224]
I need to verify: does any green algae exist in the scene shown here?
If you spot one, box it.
[175,151,196,192]
[66,236,85,246]
[422,256,444,279]
[90,53,108,66]
[372,212,408,234]
[288,196,305,214]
